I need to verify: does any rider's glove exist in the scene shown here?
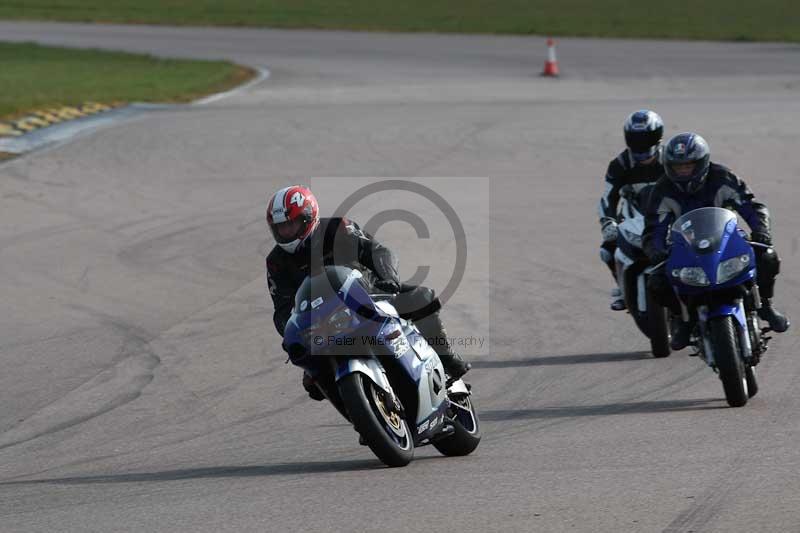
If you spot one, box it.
[601,220,619,243]
[374,279,401,294]
[750,231,773,246]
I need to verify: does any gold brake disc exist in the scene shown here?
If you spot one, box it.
[373,387,403,431]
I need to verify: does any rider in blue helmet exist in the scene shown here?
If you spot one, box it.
[643,132,790,351]
[598,110,665,310]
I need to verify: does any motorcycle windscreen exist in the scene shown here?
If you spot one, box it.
[293,266,379,324]
[671,207,737,254]
[289,266,388,358]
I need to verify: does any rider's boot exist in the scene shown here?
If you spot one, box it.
[610,287,626,311]
[415,314,471,379]
[758,298,790,332]
[670,319,693,351]
[302,372,325,401]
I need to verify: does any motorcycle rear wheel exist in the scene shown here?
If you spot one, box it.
[646,290,671,358]
[433,393,481,457]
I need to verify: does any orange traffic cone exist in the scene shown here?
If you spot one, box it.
[542,38,560,77]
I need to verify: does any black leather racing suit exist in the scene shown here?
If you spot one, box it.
[598,150,664,278]
[642,162,781,311]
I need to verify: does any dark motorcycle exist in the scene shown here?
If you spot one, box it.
[615,185,671,357]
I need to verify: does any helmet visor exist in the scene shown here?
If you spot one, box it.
[668,161,700,182]
[625,128,662,153]
[629,145,659,162]
[271,218,308,244]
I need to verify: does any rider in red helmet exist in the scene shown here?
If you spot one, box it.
[265,185,470,400]
[266,185,320,254]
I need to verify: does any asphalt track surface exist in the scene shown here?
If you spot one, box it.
[1,22,799,532]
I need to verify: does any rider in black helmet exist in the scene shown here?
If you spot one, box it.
[598,110,665,310]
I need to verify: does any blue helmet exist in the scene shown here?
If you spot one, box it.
[663,132,711,194]
[624,110,664,162]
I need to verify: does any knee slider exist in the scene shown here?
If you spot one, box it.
[757,247,780,278]
[647,273,677,311]
[647,272,669,294]
[402,286,441,321]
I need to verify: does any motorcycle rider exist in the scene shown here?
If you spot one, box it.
[643,132,790,351]
[598,110,666,310]
[266,185,471,400]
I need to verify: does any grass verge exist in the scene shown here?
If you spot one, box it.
[0,42,255,120]
[1,1,799,42]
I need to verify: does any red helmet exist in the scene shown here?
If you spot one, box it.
[266,185,320,253]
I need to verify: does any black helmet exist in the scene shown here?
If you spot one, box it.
[623,110,664,162]
[663,132,711,195]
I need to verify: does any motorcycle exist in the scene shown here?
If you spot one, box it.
[614,184,671,357]
[282,266,481,467]
[666,206,770,407]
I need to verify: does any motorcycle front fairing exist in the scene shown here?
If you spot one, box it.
[281,268,384,373]
[365,301,449,442]
[667,207,756,299]
[614,186,657,316]
[666,208,758,362]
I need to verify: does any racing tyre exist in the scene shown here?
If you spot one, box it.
[708,316,748,407]
[339,372,414,467]
[433,392,481,457]
[647,291,671,358]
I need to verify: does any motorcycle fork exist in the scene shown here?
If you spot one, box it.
[744,283,769,364]
[696,300,754,369]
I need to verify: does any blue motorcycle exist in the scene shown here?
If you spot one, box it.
[667,207,770,407]
[282,266,481,467]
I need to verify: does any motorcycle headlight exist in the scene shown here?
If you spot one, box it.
[671,267,710,286]
[380,324,410,356]
[327,308,355,330]
[717,254,751,284]
[620,227,642,248]
[299,324,320,346]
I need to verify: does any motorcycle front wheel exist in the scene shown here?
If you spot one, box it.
[708,316,748,407]
[745,365,759,398]
[339,372,414,467]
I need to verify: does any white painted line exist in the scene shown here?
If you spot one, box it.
[193,66,271,105]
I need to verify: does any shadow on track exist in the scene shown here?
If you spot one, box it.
[471,351,653,369]
[0,459,385,486]
[482,398,723,421]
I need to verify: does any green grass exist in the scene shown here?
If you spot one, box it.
[1,0,800,42]
[0,42,253,119]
